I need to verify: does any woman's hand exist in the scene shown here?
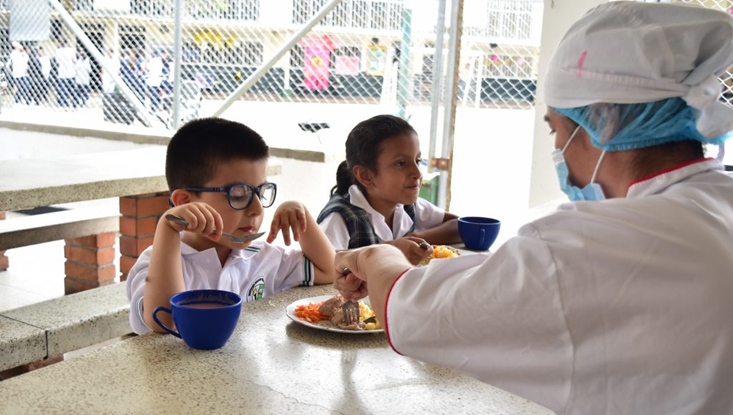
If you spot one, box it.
[386,236,433,265]
[267,201,307,245]
[334,248,368,300]
[334,245,413,327]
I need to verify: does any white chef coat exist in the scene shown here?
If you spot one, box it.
[319,185,446,250]
[386,158,733,414]
[126,239,315,335]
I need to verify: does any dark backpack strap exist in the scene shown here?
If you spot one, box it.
[403,203,417,234]
[317,193,381,249]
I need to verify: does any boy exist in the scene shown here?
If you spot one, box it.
[126,118,335,334]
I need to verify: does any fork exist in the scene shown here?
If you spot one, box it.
[340,267,360,326]
[342,300,360,326]
[164,214,265,244]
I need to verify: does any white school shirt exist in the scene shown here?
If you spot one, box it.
[385,159,733,414]
[7,49,28,79]
[75,58,91,85]
[145,56,164,87]
[126,239,315,335]
[55,46,76,79]
[319,185,445,250]
[39,55,51,79]
[101,56,120,93]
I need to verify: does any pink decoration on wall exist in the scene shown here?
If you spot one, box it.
[491,54,499,62]
[304,46,331,90]
[335,56,360,76]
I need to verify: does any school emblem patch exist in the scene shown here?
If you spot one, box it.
[247,278,265,302]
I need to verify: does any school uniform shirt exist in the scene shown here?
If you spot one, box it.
[39,55,51,80]
[74,58,91,85]
[7,49,28,79]
[385,158,733,414]
[319,185,445,250]
[55,46,76,80]
[145,56,164,87]
[101,56,120,93]
[126,239,315,335]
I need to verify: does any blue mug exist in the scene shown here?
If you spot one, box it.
[152,290,242,350]
[458,216,501,251]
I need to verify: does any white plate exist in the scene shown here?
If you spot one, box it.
[286,295,384,334]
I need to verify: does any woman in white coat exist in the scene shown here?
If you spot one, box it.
[334,2,733,414]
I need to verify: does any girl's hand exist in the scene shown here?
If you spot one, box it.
[386,236,433,265]
[164,202,223,241]
[267,201,308,245]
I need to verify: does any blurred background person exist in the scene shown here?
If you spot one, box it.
[37,46,51,103]
[55,38,76,108]
[74,49,91,108]
[101,48,120,95]
[6,41,30,105]
[145,49,164,111]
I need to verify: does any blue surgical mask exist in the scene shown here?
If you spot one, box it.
[551,126,607,202]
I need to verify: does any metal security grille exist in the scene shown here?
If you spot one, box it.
[0,0,543,131]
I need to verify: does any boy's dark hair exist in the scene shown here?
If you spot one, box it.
[166,117,269,192]
[332,114,416,196]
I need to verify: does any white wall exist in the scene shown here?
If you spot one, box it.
[528,0,606,206]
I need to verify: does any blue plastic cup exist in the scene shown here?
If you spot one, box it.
[152,289,242,350]
[458,216,501,251]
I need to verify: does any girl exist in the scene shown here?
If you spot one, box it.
[317,115,460,264]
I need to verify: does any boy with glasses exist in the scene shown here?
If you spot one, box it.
[126,118,336,334]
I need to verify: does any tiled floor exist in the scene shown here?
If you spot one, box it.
[0,240,68,312]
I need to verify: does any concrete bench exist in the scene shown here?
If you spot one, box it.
[0,316,47,372]
[0,282,131,372]
[0,204,119,251]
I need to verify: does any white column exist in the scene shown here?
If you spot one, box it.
[528,0,606,207]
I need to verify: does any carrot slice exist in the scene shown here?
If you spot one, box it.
[294,301,329,322]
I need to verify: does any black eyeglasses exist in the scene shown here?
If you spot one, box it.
[185,182,277,210]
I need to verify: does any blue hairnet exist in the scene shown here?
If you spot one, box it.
[550,98,733,152]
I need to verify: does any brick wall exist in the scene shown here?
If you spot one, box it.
[119,192,170,280]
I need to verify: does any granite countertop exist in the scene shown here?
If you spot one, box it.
[0,285,551,415]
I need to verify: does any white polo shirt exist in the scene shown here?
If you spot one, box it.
[319,185,446,250]
[126,240,315,335]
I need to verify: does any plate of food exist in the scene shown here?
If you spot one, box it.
[418,245,461,266]
[286,294,383,334]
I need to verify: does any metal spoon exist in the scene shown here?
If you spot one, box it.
[164,214,265,244]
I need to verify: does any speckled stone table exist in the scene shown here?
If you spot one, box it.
[0,285,551,415]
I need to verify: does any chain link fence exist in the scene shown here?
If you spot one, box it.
[0,0,543,132]
[0,0,729,133]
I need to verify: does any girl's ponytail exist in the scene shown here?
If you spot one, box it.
[331,160,353,196]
